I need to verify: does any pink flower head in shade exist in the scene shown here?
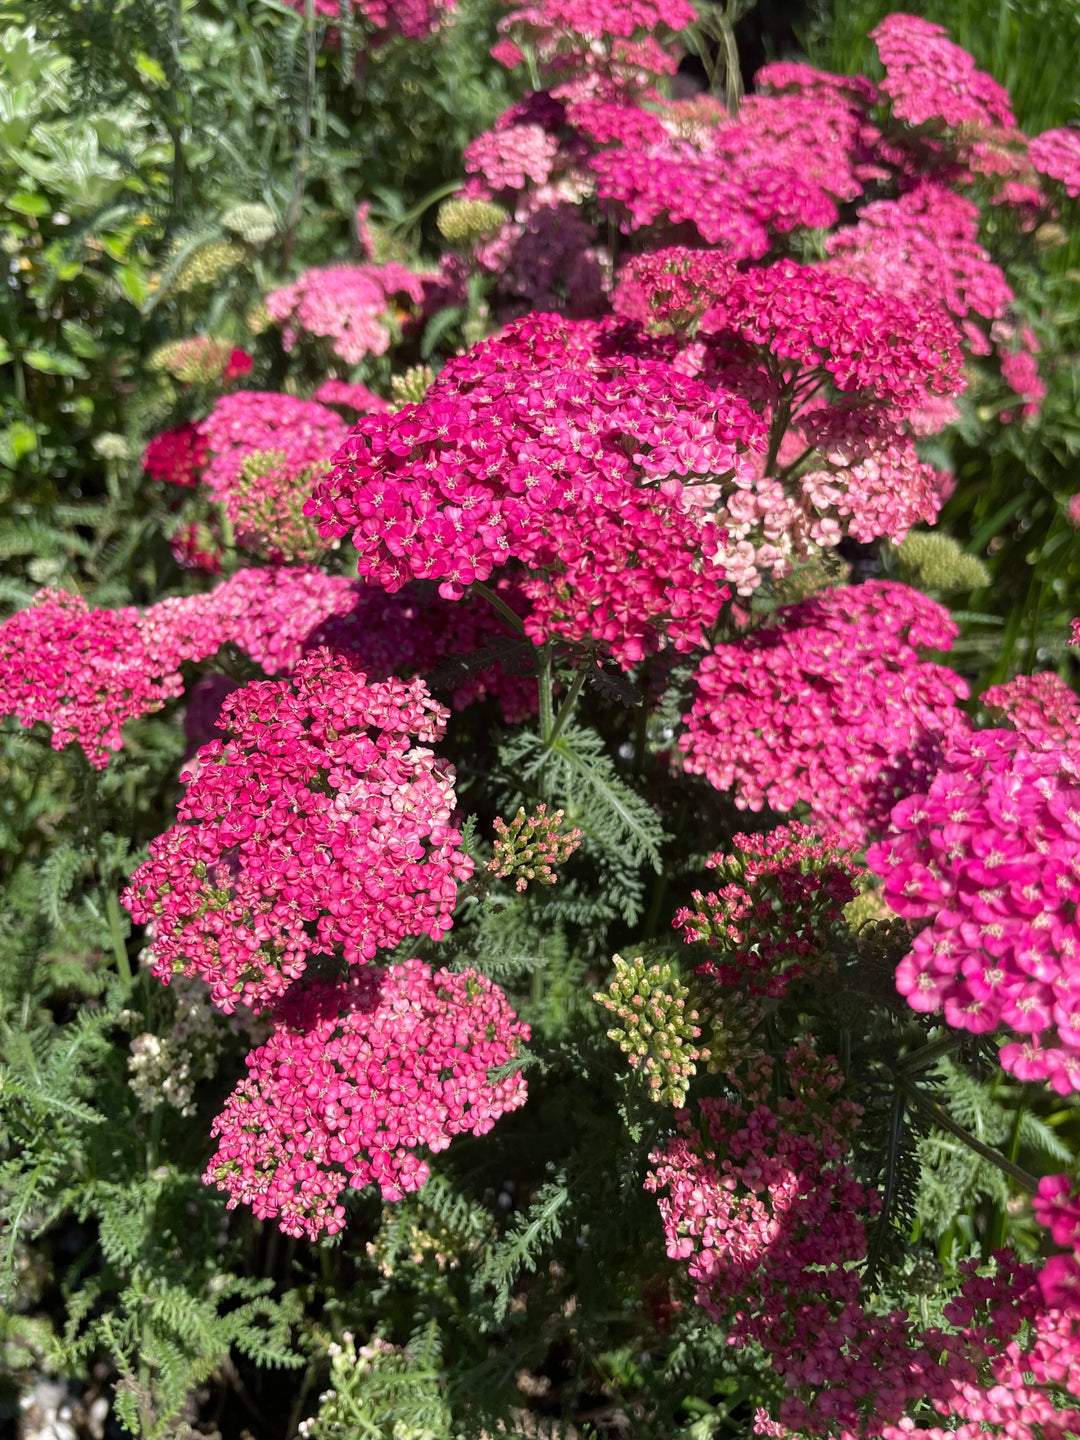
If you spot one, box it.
[679,581,971,843]
[494,0,697,91]
[308,311,765,666]
[143,424,207,488]
[871,13,1016,132]
[867,724,1080,1091]
[265,263,429,365]
[1029,127,1080,199]
[673,824,861,997]
[121,647,473,1013]
[313,378,390,415]
[983,671,1080,749]
[204,959,528,1239]
[650,1042,1080,1438]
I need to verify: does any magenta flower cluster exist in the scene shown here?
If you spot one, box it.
[122,648,472,1012]
[205,959,528,1239]
[680,581,971,842]
[868,727,1080,1093]
[307,311,763,665]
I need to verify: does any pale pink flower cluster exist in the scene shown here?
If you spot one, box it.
[197,390,349,504]
[796,407,945,545]
[283,0,455,39]
[265,263,428,364]
[870,12,1016,132]
[680,581,971,842]
[1029,127,1080,199]
[672,824,860,997]
[309,311,764,666]
[463,124,560,193]
[313,378,389,415]
[205,959,528,1239]
[122,647,472,1013]
[868,726,1080,1092]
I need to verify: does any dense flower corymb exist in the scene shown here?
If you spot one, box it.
[205,959,528,1239]
[122,648,472,1013]
[868,726,1080,1092]
[680,581,970,842]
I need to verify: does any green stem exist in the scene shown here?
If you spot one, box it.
[898,1076,1038,1193]
[472,581,526,635]
[536,644,555,746]
[897,1031,965,1074]
[106,888,132,985]
[547,666,587,747]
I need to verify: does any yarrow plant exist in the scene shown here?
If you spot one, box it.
[8,8,1080,1439]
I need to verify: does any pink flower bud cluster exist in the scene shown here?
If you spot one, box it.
[308,311,764,666]
[1029,127,1080,199]
[983,671,1080,748]
[205,959,528,1239]
[150,337,253,386]
[488,803,583,891]
[122,648,472,1013]
[265,263,429,365]
[680,581,971,843]
[650,1047,1080,1439]
[228,449,326,564]
[672,823,860,997]
[143,423,208,488]
[867,726,1080,1092]
[870,13,1016,132]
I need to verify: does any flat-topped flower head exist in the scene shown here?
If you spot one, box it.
[206,959,527,1238]
[680,581,970,842]
[122,648,472,1012]
[871,13,1016,132]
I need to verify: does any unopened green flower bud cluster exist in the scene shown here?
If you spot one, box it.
[391,364,435,408]
[488,804,582,892]
[221,202,277,246]
[894,530,989,593]
[595,954,708,1107]
[436,197,508,246]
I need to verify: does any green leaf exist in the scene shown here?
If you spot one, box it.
[115,264,148,307]
[7,190,49,216]
[133,52,167,86]
[60,320,101,359]
[22,348,88,378]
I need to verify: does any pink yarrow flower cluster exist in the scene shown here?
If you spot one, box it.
[494,0,698,90]
[282,0,455,38]
[265,264,429,365]
[205,959,527,1239]
[983,671,1080,748]
[143,423,208,488]
[649,1044,1080,1439]
[308,311,765,665]
[673,823,860,997]
[680,581,971,843]
[1029,127,1080,199]
[0,591,195,767]
[868,725,1080,1092]
[871,13,1016,132]
[122,647,472,1013]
